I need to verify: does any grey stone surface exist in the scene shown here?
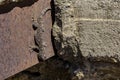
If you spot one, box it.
[53,0,120,61]
[77,20,120,57]
[74,0,120,20]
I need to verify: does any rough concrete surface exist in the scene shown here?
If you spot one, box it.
[53,0,120,60]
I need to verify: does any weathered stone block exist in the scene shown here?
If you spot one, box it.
[53,0,120,61]
[77,20,120,57]
[74,0,120,20]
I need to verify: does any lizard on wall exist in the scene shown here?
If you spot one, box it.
[32,7,51,61]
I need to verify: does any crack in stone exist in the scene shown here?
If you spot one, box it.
[74,18,120,22]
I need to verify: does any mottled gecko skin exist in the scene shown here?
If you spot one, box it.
[32,7,51,61]
[33,22,45,61]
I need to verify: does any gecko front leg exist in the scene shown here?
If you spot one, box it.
[32,21,39,30]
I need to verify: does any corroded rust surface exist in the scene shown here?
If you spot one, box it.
[0,0,54,79]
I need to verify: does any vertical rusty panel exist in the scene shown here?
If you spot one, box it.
[0,0,54,79]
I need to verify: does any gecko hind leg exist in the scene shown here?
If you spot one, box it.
[30,45,39,53]
[30,46,45,61]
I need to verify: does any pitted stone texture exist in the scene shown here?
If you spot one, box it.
[77,20,120,57]
[74,0,120,20]
[53,0,120,61]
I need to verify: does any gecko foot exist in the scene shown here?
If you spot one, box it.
[29,46,39,53]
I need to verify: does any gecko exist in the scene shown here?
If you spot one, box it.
[32,7,51,61]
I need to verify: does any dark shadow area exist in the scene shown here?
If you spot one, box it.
[6,56,71,80]
[50,0,55,25]
[50,0,62,28]
[50,0,63,56]
[50,0,62,58]
[22,71,41,77]
[0,0,38,14]
[50,0,58,56]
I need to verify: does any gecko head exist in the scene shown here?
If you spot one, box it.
[37,53,47,61]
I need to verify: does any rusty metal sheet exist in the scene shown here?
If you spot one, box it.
[0,0,54,79]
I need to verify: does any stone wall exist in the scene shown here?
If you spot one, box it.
[53,0,120,61]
